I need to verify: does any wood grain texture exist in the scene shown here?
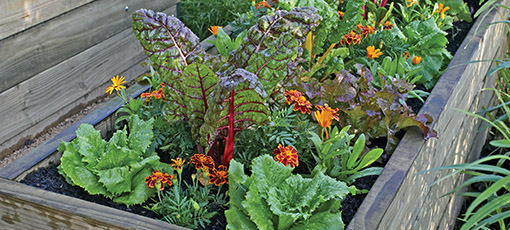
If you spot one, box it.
[0,0,178,93]
[0,0,95,40]
[0,83,149,181]
[0,5,177,156]
[347,1,509,229]
[0,177,188,229]
[0,5,177,157]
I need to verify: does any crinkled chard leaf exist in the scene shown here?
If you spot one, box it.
[200,69,270,163]
[226,7,322,94]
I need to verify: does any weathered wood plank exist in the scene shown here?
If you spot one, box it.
[0,5,177,156]
[0,83,149,181]
[0,177,187,229]
[0,0,95,40]
[346,1,508,229]
[0,0,178,93]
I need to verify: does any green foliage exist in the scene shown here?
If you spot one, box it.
[146,173,225,229]
[178,0,252,40]
[132,8,322,162]
[226,155,351,230]
[208,28,247,57]
[234,106,315,168]
[402,17,451,89]
[310,126,384,184]
[159,121,197,160]
[57,115,163,206]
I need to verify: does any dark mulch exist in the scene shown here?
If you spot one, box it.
[19,163,159,219]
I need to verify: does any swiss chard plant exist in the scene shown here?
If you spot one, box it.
[57,115,169,206]
[226,155,353,230]
[132,7,322,165]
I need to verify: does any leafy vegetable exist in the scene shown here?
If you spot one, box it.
[310,126,384,184]
[225,155,351,230]
[58,115,165,206]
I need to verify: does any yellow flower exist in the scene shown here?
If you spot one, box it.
[383,21,394,30]
[170,157,186,171]
[366,46,383,59]
[105,75,126,95]
[434,3,450,19]
[208,26,222,35]
[412,56,422,64]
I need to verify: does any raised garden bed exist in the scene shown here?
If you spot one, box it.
[0,1,509,229]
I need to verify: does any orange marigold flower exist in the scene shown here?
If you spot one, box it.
[170,157,186,171]
[403,51,410,59]
[190,154,215,172]
[344,31,361,45]
[412,56,422,64]
[361,25,376,38]
[434,3,450,19]
[273,144,299,167]
[366,46,383,59]
[208,26,222,35]
[145,170,173,190]
[141,88,165,101]
[209,165,228,186]
[105,75,127,95]
[316,104,339,121]
[293,95,313,114]
[338,11,344,21]
[284,89,303,105]
[255,0,272,9]
[383,21,394,30]
[314,107,336,139]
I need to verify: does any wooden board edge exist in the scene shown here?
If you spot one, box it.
[346,2,508,229]
[0,177,188,229]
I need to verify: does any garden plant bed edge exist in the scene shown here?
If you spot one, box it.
[0,2,508,230]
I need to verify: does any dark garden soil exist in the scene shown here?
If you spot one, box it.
[18,15,475,230]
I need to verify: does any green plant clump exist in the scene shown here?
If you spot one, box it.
[57,115,168,206]
[226,155,353,230]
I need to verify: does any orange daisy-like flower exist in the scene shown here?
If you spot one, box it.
[344,31,361,46]
[255,0,272,9]
[105,75,127,95]
[337,11,344,21]
[141,87,165,102]
[412,56,422,64]
[190,154,215,172]
[209,165,228,186]
[361,25,376,38]
[316,104,340,121]
[293,96,313,114]
[434,3,450,19]
[403,51,410,59]
[284,89,303,105]
[383,21,394,30]
[314,106,337,139]
[366,46,383,59]
[145,170,173,190]
[208,26,222,35]
[170,157,186,171]
[273,144,299,167]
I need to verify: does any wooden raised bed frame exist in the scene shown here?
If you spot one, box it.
[0,2,508,229]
